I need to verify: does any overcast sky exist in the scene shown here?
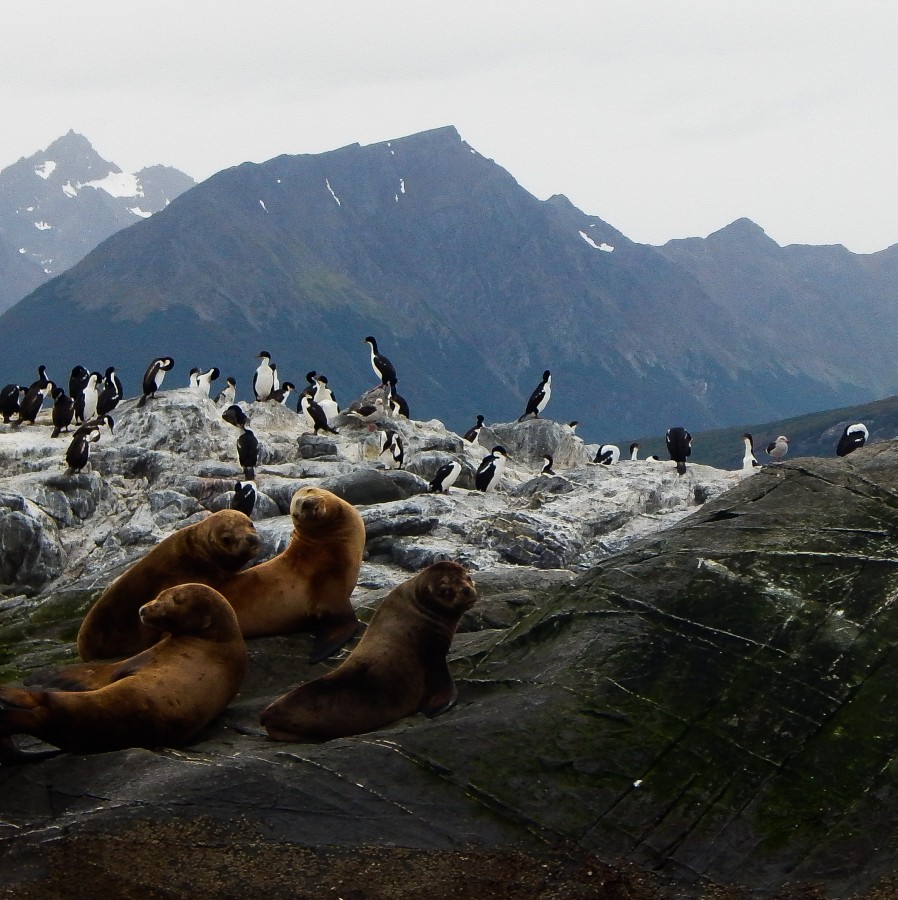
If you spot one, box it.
[4,1,898,253]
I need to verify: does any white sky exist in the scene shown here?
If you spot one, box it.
[4,1,898,253]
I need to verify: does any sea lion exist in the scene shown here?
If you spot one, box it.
[77,509,260,661]
[0,584,247,760]
[219,486,366,663]
[260,560,477,742]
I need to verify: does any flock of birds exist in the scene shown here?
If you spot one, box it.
[0,336,873,514]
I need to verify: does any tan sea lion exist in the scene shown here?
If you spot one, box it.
[260,560,477,742]
[77,509,260,661]
[0,583,247,760]
[219,486,366,663]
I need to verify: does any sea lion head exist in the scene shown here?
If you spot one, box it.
[415,561,478,619]
[290,486,344,531]
[205,509,261,567]
[139,583,239,637]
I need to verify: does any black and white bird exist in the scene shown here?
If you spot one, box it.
[300,393,338,434]
[270,381,296,405]
[666,427,692,475]
[567,421,581,434]
[429,459,462,493]
[629,442,641,461]
[462,414,485,443]
[766,435,790,463]
[17,380,55,425]
[300,370,318,400]
[50,387,76,438]
[836,423,868,457]
[193,366,220,398]
[69,365,90,421]
[215,377,237,406]
[27,365,51,392]
[377,429,404,469]
[80,372,101,423]
[221,403,247,429]
[313,375,339,422]
[230,480,257,517]
[138,357,175,407]
[540,455,556,475]
[253,351,276,401]
[742,433,761,470]
[518,370,551,421]
[387,385,410,419]
[64,424,102,475]
[221,404,259,480]
[475,446,508,492]
[364,335,398,388]
[97,367,123,416]
[0,385,24,423]
[595,444,620,465]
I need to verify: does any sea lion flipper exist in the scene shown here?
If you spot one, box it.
[419,663,459,719]
[25,657,130,692]
[308,616,360,664]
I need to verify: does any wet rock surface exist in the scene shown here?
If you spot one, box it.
[8,394,898,895]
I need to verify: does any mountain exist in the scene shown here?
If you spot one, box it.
[0,125,894,440]
[0,130,195,313]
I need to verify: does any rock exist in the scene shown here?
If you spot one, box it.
[488,418,592,469]
[0,491,64,594]
[320,468,429,505]
[6,389,828,897]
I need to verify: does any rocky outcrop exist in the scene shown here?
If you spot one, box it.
[21,389,892,897]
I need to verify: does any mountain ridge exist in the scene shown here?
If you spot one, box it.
[0,126,891,440]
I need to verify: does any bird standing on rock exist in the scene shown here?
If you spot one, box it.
[365,336,398,388]
[595,444,620,465]
[97,367,123,416]
[766,435,790,463]
[836,423,868,457]
[475,446,508,492]
[742,434,760,470]
[430,460,462,493]
[252,352,276,401]
[666,427,692,475]
[300,394,338,435]
[51,387,76,437]
[222,404,260,480]
[463,414,484,443]
[138,357,175,408]
[17,380,55,425]
[231,480,257,517]
[518,370,551,421]
[0,385,24,423]
[215,377,237,406]
[64,415,113,476]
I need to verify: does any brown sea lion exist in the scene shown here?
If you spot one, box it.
[260,560,477,742]
[0,584,247,760]
[77,509,260,661]
[219,486,366,663]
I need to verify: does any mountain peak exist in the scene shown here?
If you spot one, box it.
[710,218,778,247]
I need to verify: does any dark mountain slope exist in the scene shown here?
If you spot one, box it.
[0,127,884,437]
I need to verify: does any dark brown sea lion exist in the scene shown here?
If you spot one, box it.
[0,583,247,760]
[260,560,477,742]
[219,486,366,662]
[77,509,260,661]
